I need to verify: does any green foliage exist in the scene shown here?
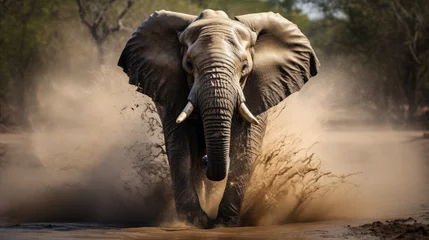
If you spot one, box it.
[0,0,77,126]
[304,0,429,125]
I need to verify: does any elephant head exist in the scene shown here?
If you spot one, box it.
[118,10,319,182]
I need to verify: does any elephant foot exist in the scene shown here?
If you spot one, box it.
[179,209,214,229]
[215,213,240,227]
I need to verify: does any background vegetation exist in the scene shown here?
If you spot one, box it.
[0,0,428,131]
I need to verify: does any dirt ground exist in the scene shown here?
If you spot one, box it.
[348,218,429,239]
[0,218,428,240]
[0,130,428,239]
[0,221,347,240]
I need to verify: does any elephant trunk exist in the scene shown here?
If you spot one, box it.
[198,73,236,181]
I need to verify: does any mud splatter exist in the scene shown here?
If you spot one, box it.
[348,218,429,240]
[241,133,358,226]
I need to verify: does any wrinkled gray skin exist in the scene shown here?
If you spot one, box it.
[118,9,319,228]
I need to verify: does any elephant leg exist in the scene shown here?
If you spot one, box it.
[188,119,212,216]
[216,112,268,226]
[187,118,225,220]
[155,105,212,228]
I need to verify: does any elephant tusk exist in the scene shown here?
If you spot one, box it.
[239,102,259,125]
[176,102,194,124]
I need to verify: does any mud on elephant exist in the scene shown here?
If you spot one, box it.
[118,9,319,228]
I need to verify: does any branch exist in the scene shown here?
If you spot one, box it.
[408,41,421,64]
[390,1,422,64]
[75,0,92,28]
[110,0,134,33]
[118,0,133,20]
[94,0,116,27]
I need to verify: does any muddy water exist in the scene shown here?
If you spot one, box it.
[1,131,428,239]
[0,221,350,240]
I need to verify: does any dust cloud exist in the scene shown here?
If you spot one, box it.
[0,29,427,227]
[0,67,174,225]
[241,65,429,226]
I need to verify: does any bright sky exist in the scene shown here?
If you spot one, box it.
[296,2,323,20]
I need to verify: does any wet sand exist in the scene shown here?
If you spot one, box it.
[348,218,429,239]
[1,220,429,240]
[1,218,427,240]
[1,131,428,239]
[0,221,347,240]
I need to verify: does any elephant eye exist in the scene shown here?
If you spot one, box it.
[241,60,249,75]
[185,59,193,73]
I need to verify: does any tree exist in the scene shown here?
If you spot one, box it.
[0,0,73,129]
[302,0,429,126]
[75,0,134,65]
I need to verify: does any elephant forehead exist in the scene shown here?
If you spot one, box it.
[188,19,235,31]
[197,9,229,19]
[184,19,252,43]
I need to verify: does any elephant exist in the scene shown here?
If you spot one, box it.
[117,9,319,228]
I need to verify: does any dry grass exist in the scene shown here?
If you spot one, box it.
[241,134,358,226]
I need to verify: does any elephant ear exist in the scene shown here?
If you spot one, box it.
[235,12,320,115]
[118,10,197,108]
